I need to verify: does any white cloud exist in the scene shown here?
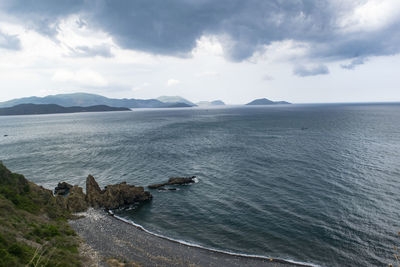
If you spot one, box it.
[196,71,219,77]
[192,36,224,57]
[166,79,181,87]
[52,69,108,87]
[262,74,274,81]
[260,40,310,62]
[57,15,114,49]
[339,0,400,32]
[132,82,150,92]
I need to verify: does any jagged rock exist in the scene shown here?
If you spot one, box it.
[101,183,152,209]
[148,176,196,189]
[54,182,73,196]
[53,175,151,211]
[86,175,103,208]
[66,186,88,212]
[54,184,88,212]
[86,175,152,210]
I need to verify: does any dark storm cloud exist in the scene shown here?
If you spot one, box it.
[85,0,337,61]
[68,44,113,58]
[1,0,85,36]
[2,0,400,63]
[0,31,21,50]
[293,64,329,77]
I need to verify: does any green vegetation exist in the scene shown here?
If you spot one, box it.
[0,162,82,267]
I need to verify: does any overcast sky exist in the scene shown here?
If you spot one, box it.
[0,0,399,104]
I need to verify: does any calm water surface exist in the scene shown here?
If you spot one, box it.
[1,104,399,266]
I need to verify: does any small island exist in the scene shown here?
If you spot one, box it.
[196,100,226,106]
[246,98,291,105]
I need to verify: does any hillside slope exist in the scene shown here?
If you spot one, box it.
[0,162,82,266]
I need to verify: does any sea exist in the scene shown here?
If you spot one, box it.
[1,103,399,266]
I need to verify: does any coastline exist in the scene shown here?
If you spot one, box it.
[69,209,315,267]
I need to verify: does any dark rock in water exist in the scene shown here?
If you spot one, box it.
[86,175,152,209]
[54,182,73,196]
[148,183,165,189]
[149,176,196,189]
[157,187,178,191]
[168,176,196,185]
[3,134,8,137]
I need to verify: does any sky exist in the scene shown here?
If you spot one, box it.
[0,0,399,104]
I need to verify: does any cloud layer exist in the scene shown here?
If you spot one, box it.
[2,0,400,65]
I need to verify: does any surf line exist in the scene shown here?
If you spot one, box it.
[106,210,319,267]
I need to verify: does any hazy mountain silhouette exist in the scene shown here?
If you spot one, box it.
[196,100,225,106]
[0,93,193,109]
[246,98,290,105]
[0,104,130,116]
[157,96,196,106]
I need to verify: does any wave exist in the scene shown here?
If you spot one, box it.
[108,210,320,267]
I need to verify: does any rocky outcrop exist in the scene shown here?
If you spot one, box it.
[99,182,152,209]
[86,175,102,208]
[54,182,73,196]
[55,175,152,211]
[148,176,196,189]
[55,183,88,212]
[66,186,88,212]
[86,175,152,209]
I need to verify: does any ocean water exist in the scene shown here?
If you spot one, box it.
[1,103,400,266]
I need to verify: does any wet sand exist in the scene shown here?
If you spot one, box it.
[69,209,310,267]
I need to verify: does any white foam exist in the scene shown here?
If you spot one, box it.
[109,211,320,267]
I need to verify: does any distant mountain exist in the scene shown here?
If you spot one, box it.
[0,104,130,116]
[196,100,225,106]
[163,102,193,108]
[0,93,191,109]
[157,96,196,106]
[246,98,291,105]
[211,100,225,105]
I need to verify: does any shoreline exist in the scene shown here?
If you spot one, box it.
[69,209,316,267]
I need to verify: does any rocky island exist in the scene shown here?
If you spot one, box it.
[246,98,291,105]
[148,176,197,189]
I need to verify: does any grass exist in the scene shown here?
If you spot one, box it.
[0,162,83,267]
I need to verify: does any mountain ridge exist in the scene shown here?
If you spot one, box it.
[157,96,196,106]
[0,103,130,116]
[0,93,193,109]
